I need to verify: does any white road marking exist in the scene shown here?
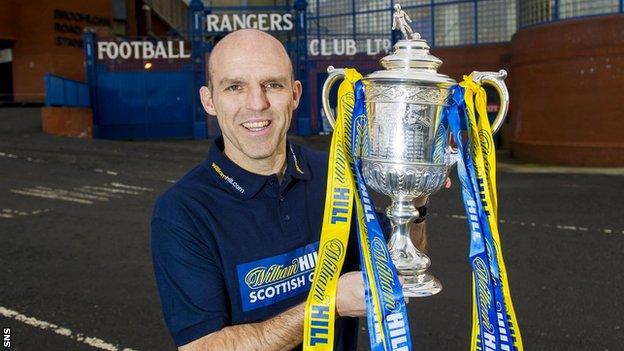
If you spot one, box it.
[110,182,153,191]
[94,169,119,176]
[438,212,621,236]
[0,151,45,163]
[77,187,122,198]
[0,306,138,351]
[84,186,140,195]
[10,183,152,205]
[34,186,110,201]
[497,162,624,176]
[11,189,93,204]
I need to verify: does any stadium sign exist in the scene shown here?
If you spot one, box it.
[96,41,191,60]
[206,13,294,32]
[308,38,392,56]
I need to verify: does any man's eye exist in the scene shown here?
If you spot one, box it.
[266,82,283,90]
[225,85,241,92]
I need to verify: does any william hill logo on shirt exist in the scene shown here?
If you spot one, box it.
[212,162,245,193]
[237,242,319,312]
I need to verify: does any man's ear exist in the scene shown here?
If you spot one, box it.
[199,86,217,116]
[292,80,303,110]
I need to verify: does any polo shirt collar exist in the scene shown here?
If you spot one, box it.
[205,137,311,199]
[284,142,312,182]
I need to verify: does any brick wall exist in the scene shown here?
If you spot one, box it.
[510,14,624,166]
[6,0,144,103]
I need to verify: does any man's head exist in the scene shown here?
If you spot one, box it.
[200,29,302,173]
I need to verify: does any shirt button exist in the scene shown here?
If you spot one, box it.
[284,215,290,221]
[279,196,284,202]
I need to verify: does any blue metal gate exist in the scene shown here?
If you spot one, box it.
[84,0,308,140]
[84,32,206,140]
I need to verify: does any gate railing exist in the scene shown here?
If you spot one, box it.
[44,74,90,108]
[306,0,517,50]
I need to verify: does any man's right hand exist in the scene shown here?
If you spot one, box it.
[336,271,367,317]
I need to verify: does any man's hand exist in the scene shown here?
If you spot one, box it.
[336,271,412,318]
[336,271,367,317]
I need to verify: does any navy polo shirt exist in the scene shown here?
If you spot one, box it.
[151,137,362,349]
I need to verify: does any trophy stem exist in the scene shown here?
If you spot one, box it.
[387,198,442,297]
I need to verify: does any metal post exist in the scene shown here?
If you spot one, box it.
[83,30,99,138]
[474,0,478,45]
[316,0,320,53]
[430,0,435,47]
[294,0,311,136]
[351,0,357,43]
[189,0,208,139]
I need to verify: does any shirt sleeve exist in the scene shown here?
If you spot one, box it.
[151,216,230,347]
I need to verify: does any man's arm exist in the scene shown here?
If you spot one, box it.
[411,178,452,253]
[410,220,428,253]
[410,197,429,253]
[179,303,305,351]
[179,272,366,351]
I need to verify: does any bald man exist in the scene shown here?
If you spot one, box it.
[151,29,375,351]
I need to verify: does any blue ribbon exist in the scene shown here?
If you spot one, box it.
[350,80,413,351]
[446,86,517,351]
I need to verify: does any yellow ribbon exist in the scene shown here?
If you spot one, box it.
[461,75,524,351]
[303,69,363,350]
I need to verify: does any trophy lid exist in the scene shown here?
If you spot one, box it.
[366,5,456,85]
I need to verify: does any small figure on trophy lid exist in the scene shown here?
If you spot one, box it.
[392,3,420,40]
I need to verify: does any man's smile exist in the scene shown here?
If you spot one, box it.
[242,120,272,132]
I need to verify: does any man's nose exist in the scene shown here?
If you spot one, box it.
[245,85,270,111]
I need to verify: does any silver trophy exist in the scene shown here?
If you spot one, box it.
[322,4,510,297]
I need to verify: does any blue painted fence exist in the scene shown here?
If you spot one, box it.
[44,74,90,107]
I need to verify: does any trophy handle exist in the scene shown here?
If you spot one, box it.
[321,66,346,129]
[470,69,509,134]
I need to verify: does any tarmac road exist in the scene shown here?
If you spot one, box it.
[1,108,623,350]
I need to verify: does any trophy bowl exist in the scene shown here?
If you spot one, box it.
[359,78,453,297]
[321,5,509,297]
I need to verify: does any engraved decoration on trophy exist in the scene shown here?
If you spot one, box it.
[321,3,510,297]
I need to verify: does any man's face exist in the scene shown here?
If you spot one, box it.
[200,33,302,168]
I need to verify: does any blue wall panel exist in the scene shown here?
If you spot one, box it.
[93,64,196,140]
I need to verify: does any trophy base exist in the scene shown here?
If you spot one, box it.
[401,273,443,297]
